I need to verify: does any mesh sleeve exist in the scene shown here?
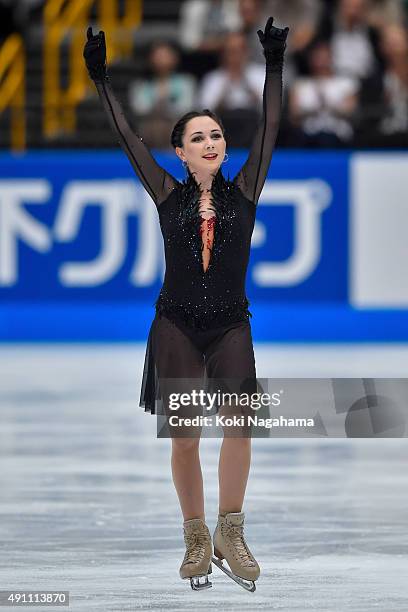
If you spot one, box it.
[94,76,177,207]
[233,65,283,205]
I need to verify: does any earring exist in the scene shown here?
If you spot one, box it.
[182,160,188,168]
[222,153,229,164]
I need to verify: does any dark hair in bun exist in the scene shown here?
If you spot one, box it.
[171,109,225,148]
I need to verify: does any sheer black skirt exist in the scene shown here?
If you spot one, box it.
[139,313,257,431]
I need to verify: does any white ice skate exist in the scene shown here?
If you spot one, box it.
[212,511,260,592]
[179,518,213,590]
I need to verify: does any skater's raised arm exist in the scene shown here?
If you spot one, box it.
[83,28,176,207]
[234,18,288,206]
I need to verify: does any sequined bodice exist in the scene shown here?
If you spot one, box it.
[155,170,256,330]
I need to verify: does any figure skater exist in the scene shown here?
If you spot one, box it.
[83,17,288,592]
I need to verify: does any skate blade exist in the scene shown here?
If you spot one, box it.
[211,555,256,592]
[188,574,213,590]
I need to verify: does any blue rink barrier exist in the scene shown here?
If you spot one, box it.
[0,150,407,342]
[0,302,407,342]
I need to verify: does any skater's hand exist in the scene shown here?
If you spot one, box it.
[257,17,289,52]
[257,17,289,69]
[83,27,107,82]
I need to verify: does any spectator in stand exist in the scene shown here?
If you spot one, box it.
[265,0,324,89]
[354,22,408,146]
[368,0,405,27]
[179,0,241,78]
[378,25,408,142]
[238,0,269,64]
[129,41,196,149]
[316,0,383,80]
[179,0,241,53]
[196,31,265,146]
[289,37,359,146]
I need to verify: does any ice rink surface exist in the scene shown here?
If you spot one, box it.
[0,344,407,611]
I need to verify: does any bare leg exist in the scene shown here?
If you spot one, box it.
[171,437,205,521]
[150,315,206,522]
[202,319,256,515]
[218,437,251,514]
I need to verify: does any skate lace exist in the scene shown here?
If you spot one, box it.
[228,525,256,567]
[184,532,208,564]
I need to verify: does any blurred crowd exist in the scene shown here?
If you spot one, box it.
[130,0,408,149]
[1,0,407,149]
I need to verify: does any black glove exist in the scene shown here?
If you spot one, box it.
[257,17,289,72]
[83,27,107,82]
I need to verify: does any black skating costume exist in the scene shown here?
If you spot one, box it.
[84,22,287,417]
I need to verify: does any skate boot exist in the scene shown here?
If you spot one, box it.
[212,511,260,592]
[179,518,213,590]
